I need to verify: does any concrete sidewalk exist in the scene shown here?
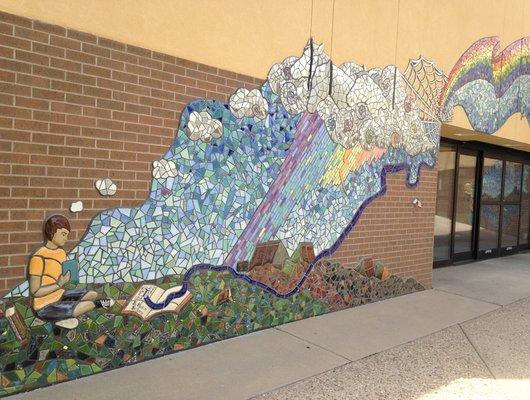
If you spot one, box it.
[11,253,530,400]
[257,298,530,400]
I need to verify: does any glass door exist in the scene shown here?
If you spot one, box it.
[500,161,522,255]
[478,157,503,257]
[478,158,524,258]
[433,143,456,266]
[433,138,530,267]
[519,164,530,250]
[452,150,478,261]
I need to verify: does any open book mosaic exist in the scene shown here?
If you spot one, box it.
[1,36,528,396]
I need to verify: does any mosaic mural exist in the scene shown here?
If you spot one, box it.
[440,36,530,133]
[1,36,527,396]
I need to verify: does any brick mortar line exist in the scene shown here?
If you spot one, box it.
[1,144,172,153]
[0,138,173,149]
[0,125,178,138]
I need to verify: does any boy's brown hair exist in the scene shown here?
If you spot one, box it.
[43,214,71,241]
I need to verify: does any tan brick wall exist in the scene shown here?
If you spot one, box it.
[332,167,437,288]
[0,11,436,295]
[0,11,262,295]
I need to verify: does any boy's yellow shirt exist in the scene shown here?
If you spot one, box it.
[28,246,66,310]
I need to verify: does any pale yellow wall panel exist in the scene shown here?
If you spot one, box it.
[0,0,316,77]
[0,0,528,144]
[2,0,527,76]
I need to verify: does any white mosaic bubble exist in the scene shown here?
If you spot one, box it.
[70,201,83,213]
[186,111,223,142]
[95,178,117,196]
[229,88,268,120]
[152,159,178,179]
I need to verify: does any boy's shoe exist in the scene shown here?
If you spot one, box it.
[55,318,79,330]
[96,299,115,310]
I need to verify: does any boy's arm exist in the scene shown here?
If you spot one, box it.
[28,256,69,297]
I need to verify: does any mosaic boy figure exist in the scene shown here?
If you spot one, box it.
[28,214,114,330]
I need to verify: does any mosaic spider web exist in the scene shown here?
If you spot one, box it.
[402,56,449,122]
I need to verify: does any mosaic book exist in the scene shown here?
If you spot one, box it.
[121,285,192,321]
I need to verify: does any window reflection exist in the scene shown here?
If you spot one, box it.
[434,145,456,261]
[482,158,503,201]
[520,165,530,245]
[479,205,499,252]
[454,154,476,255]
[501,205,520,248]
[503,162,522,202]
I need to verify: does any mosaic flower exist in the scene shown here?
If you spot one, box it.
[358,119,379,150]
[400,114,427,156]
[280,81,307,115]
[316,96,339,121]
[267,56,297,93]
[326,116,337,132]
[403,94,415,114]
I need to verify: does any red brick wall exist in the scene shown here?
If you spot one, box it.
[0,10,436,295]
[332,168,437,288]
[0,11,262,295]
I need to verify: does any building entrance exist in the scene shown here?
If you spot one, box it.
[434,139,530,267]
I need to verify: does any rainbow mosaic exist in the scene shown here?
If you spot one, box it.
[440,36,530,133]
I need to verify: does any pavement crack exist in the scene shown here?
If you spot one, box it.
[433,288,503,307]
[458,323,497,379]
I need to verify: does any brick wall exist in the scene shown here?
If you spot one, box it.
[0,10,436,295]
[332,168,437,288]
[0,11,262,295]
